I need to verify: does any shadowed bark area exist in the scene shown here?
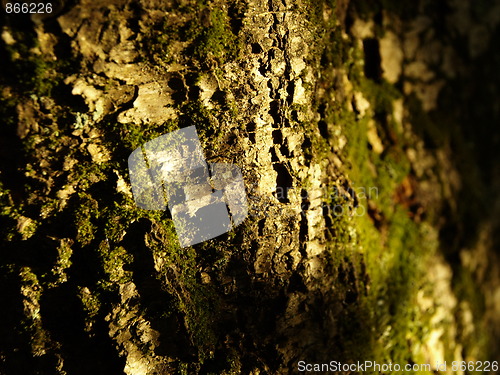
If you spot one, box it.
[0,0,499,374]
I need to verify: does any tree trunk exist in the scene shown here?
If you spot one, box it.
[1,0,499,373]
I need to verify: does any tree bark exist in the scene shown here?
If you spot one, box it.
[0,0,499,374]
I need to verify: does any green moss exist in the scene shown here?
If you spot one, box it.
[292,6,421,366]
[0,181,23,241]
[359,78,401,115]
[105,119,179,156]
[141,3,242,68]
[304,4,453,367]
[145,230,220,362]
[1,29,65,97]
[98,242,134,289]
[78,286,102,330]
[103,201,139,243]
[295,6,424,363]
[192,8,240,65]
[179,100,223,144]
[73,192,99,245]
[49,239,73,285]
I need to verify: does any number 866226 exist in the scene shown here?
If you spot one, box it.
[5,3,53,14]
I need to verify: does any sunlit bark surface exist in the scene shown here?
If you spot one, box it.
[0,0,499,373]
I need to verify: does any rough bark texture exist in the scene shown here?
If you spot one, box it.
[0,0,499,374]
